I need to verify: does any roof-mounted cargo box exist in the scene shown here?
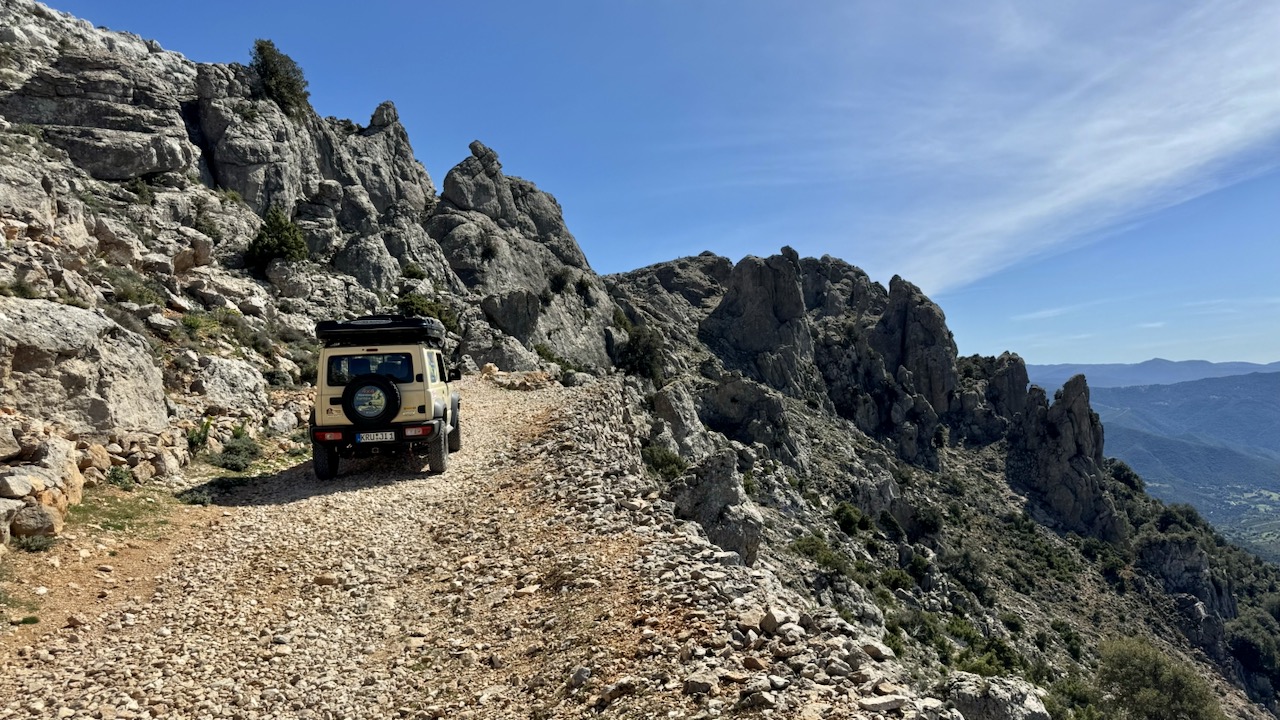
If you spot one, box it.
[315,315,446,348]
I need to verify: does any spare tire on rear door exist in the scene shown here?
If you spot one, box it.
[341,373,401,427]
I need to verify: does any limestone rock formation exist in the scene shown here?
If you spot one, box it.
[944,672,1050,720]
[429,141,614,368]
[0,297,167,433]
[665,449,764,565]
[1007,375,1128,543]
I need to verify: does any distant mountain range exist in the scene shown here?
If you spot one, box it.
[1086,371,1280,560]
[1027,358,1280,389]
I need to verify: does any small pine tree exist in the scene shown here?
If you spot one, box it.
[245,206,307,275]
[250,39,310,118]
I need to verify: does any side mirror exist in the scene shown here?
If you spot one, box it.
[448,368,462,382]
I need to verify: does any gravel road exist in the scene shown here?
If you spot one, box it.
[1,375,919,720]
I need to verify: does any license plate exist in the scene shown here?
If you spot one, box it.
[356,431,395,443]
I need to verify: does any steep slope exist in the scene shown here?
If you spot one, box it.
[2,1,1280,718]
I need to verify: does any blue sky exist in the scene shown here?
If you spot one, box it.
[42,0,1280,364]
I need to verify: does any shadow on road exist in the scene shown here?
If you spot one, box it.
[176,452,434,508]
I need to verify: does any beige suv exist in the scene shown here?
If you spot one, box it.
[310,315,460,480]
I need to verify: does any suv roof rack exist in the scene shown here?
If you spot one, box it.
[315,314,446,348]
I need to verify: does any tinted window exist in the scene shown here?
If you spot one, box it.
[326,353,413,386]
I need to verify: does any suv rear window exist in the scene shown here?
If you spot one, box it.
[326,353,414,386]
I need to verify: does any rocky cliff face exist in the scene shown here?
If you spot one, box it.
[1,2,1275,716]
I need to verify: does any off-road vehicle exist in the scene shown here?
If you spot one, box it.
[309,314,461,480]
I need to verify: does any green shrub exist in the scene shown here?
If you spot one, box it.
[249,39,310,117]
[210,436,262,472]
[548,269,571,294]
[13,535,55,552]
[790,533,853,576]
[245,206,307,275]
[104,266,165,306]
[617,324,664,383]
[395,293,460,334]
[0,278,40,299]
[833,501,866,535]
[1095,638,1225,720]
[106,465,135,490]
[943,549,994,606]
[880,568,915,591]
[641,445,687,481]
[125,177,153,205]
[402,262,427,280]
[187,418,212,450]
[176,488,213,506]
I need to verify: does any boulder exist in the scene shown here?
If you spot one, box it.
[192,357,269,417]
[10,503,62,537]
[944,672,1049,720]
[0,297,168,433]
[0,498,25,545]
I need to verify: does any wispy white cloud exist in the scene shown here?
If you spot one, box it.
[1136,321,1166,329]
[840,0,1280,293]
[1010,296,1125,321]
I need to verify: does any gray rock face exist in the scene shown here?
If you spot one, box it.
[700,250,825,402]
[952,352,1030,444]
[1137,534,1236,621]
[665,449,764,565]
[944,672,1050,720]
[1007,375,1127,543]
[0,37,198,181]
[430,141,614,368]
[191,356,269,417]
[0,297,167,432]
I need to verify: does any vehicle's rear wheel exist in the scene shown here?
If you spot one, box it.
[448,396,461,453]
[428,425,448,474]
[313,442,339,480]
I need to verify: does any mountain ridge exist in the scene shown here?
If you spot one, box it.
[0,1,1277,717]
[1028,358,1280,389]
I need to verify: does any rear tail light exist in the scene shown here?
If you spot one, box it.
[403,425,433,437]
[313,431,344,441]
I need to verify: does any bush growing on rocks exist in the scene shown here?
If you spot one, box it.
[250,39,310,118]
[1094,637,1225,720]
[210,436,262,472]
[641,445,687,481]
[401,262,427,280]
[187,418,212,450]
[395,293,459,334]
[245,207,307,275]
[106,465,136,490]
[617,324,664,384]
[13,535,55,553]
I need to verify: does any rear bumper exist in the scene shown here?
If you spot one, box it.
[311,420,444,452]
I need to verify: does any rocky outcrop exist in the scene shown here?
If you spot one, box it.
[191,356,269,418]
[0,8,199,181]
[0,297,167,433]
[1007,375,1127,543]
[429,141,614,368]
[665,449,764,566]
[952,352,1030,444]
[943,672,1050,720]
[699,249,825,402]
[1136,533,1237,622]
